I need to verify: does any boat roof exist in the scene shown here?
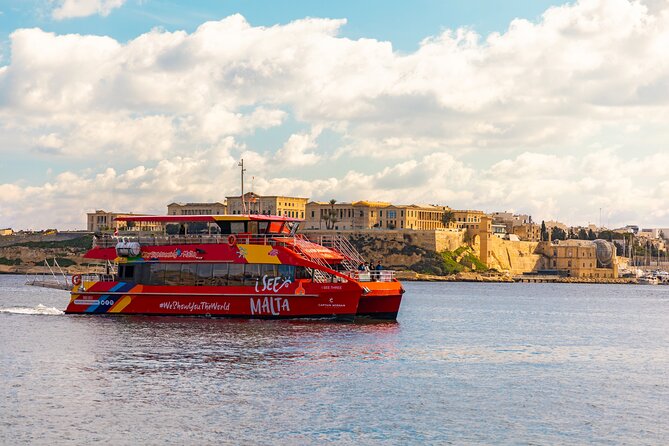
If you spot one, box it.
[115,214,302,223]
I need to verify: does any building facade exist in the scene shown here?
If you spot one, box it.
[452,210,486,230]
[167,202,227,216]
[512,223,541,242]
[304,201,389,230]
[304,201,461,231]
[538,240,618,278]
[226,193,308,219]
[86,210,159,233]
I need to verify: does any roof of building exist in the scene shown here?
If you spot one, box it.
[167,202,226,206]
[226,193,308,200]
[115,214,301,223]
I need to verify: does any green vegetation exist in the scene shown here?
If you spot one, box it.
[0,257,22,265]
[410,246,488,275]
[9,235,93,251]
[55,257,76,267]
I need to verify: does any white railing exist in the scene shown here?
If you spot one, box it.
[345,270,396,282]
[93,234,294,248]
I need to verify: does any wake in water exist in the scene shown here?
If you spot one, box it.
[0,304,64,315]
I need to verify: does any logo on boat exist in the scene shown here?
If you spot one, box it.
[249,296,290,316]
[254,274,292,293]
[159,301,230,312]
[143,249,199,259]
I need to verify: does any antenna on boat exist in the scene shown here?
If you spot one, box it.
[238,158,247,214]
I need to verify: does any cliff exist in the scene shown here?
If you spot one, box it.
[0,234,92,274]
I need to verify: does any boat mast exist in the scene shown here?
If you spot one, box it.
[239,159,247,214]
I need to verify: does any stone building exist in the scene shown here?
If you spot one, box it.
[86,210,159,233]
[167,202,227,216]
[511,223,541,242]
[226,193,308,219]
[537,239,619,278]
[304,201,390,230]
[304,201,454,230]
[452,210,486,230]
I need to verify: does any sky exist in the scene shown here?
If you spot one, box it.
[1,0,669,230]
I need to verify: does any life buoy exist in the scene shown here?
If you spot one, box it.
[72,274,82,286]
[228,234,237,246]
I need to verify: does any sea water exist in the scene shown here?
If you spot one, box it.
[1,274,668,444]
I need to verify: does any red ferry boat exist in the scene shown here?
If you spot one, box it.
[66,215,404,321]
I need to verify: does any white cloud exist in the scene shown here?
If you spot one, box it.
[274,128,323,167]
[52,0,126,20]
[3,1,669,228]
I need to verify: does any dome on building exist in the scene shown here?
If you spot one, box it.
[594,239,614,267]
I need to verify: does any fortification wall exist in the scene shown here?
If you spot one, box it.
[485,237,544,274]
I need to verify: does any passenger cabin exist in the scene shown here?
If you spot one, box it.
[115,214,301,237]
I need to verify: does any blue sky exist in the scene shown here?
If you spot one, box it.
[0,1,566,54]
[2,0,669,230]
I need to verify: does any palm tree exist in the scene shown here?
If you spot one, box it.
[441,210,455,228]
[324,199,339,230]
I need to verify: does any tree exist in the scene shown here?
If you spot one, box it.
[441,210,456,228]
[323,199,339,230]
[551,226,567,241]
[540,221,548,241]
[588,228,596,240]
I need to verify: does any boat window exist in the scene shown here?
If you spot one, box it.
[118,265,140,282]
[212,263,229,286]
[230,222,246,234]
[268,221,283,234]
[165,224,180,235]
[216,221,231,234]
[180,263,197,286]
[228,264,244,286]
[243,264,261,286]
[296,266,312,280]
[278,265,295,281]
[164,263,181,286]
[149,263,166,285]
[247,221,259,235]
[140,264,152,284]
[258,221,269,234]
[197,263,214,286]
[260,264,278,278]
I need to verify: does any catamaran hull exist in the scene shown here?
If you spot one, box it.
[66,281,360,321]
[356,295,402,320]
[355,281,404,320]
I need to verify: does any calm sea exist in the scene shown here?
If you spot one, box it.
[1,274,668,445]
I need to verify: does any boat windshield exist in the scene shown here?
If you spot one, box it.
[216,219,300,236]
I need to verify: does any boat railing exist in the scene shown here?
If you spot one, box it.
[344,270,396,282]
[93,234,294,248]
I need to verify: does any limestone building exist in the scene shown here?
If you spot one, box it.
[226,193,308,219]
[538,239,619,278]
[304,201,390,230]
[452,210,486,230]
[86,210,159,233]
[304,201,457,230]
[167,202,227,216]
